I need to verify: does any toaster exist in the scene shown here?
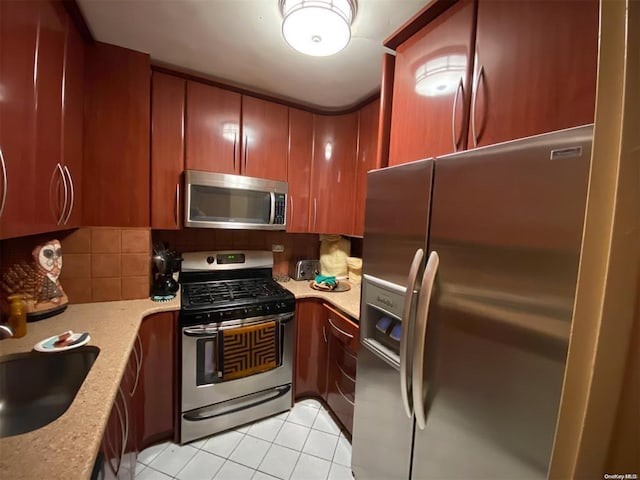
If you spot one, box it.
[292,260,320,281]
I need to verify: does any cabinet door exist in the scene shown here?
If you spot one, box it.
[287,108,313,233]
[83,42,150,227]
[33,1,66,234]
[326,337,358,435]
[241,96,288,181]
[353,99,380,236]
[134,312,176,450]
[151,73,185,229]
[324,303,359,435]
[469,0,598,148]
[186,81,241,175]
[310,113,358,234]
[61,14,84,228]
[388,0,475,166]
[294,299,329,399]
[0,0,39,239]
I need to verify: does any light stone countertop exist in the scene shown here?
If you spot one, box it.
[280,280,362,319]
[0,280,359,480]
[0,295,180,480]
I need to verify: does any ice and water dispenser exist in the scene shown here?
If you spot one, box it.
[360,275,413,368]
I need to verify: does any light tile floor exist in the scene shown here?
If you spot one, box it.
[135,399,354,480]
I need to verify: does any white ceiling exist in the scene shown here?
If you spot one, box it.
[77,0,428,110]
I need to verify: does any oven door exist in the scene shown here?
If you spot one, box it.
[181,312,294,412]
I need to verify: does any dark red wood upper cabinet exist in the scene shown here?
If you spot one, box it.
[294,299,329,399]
[83,42,151,227]
[353,99,380,236]
[0,0,39,239]
[388,0,475,166]
[61,12,84,228]
[34,1,66,233]
[310,113,358,235]
[151,73,185,230]
[469,0,598,148]
[185,81,241,175]
[287,108,313,233]
[241,96,288,181]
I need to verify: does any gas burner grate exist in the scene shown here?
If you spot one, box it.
[184,279,285,307]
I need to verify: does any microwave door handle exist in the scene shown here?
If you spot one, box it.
[269,192,276,224]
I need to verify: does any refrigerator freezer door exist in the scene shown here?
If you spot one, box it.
[411,125,592,479]
[362,159,434,287]
[351,346,415,480]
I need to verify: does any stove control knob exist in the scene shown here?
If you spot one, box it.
[206,256,215,264]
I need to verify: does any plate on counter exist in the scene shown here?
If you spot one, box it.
[309,280,352,292]
[33,332,90,353]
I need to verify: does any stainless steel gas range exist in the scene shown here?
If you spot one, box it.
[178,250,296,444]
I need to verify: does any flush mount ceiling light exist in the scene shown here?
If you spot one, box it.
[279,0,357,57]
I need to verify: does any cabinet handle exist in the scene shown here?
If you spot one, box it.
[335,380,355,406]
[322,325,327,344]
[233,132,238,172]
[112,388,126,474]
[451,78,464,152]
[175,183,180,227]
[49,163,68,225]
[130,333,143,397]
[62,166,74,225]
[471,64,484,148]
[244,135,248,172]
[313,197,317,230]
[118,387,129,469]
[328,318,354,340]
[0,147,7,219]
[337,362,356,383]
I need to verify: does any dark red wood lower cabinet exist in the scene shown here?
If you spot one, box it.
[294,299,329,399]
[294,299,360,436]
[323,304,359,436]
[326,336,358,435]
[133,311,177,450]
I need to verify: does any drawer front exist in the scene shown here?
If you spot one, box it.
[324,303,359,353]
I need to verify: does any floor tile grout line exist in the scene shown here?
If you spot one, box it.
[285,424,316,480]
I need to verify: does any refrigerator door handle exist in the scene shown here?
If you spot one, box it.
[412,250,440,430]
[400,248,424,418]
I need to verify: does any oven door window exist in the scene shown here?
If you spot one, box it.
[190,185,271,225]
[196,336,222,385]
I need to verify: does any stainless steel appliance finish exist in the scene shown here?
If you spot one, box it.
[352,125,593,479]
[362,159,433,288]
[291,259,320,281]
[179,251,296,444]
[184,170,287,230]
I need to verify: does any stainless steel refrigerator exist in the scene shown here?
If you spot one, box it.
[351,125,593,479]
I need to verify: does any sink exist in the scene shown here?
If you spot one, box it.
[0,346,100,438]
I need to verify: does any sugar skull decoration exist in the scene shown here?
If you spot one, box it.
[1,239,69,321]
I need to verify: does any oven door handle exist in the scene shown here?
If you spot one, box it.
[183,328,218,337]
[182,312,295,337]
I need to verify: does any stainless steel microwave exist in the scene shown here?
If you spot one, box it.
[184,170,287,230]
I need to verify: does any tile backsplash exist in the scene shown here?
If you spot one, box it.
[152,229,320,276]
[59,227,151,303]
[0,227,151,307]
[1,227,327,307]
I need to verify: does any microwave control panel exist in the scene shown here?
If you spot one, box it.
[274,194,286,225]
